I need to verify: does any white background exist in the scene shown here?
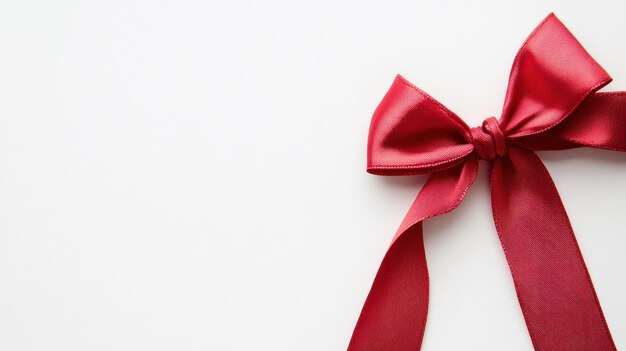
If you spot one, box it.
[0,1,625,350]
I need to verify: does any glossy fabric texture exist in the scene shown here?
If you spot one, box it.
[350,13,625,351]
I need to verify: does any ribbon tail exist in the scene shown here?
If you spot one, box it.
[348,224,429,351]
[490,146,616,350]
[349,158,478,351]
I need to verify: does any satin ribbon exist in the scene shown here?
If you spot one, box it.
[349,13,626,351]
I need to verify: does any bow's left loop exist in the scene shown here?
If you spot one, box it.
[367,75,474,175]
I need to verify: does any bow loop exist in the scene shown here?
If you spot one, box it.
[499,13,612,138]
[367,75,474,175]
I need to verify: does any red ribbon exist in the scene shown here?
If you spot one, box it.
[349,13,626,351]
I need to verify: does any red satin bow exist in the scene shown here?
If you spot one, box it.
[349,13,626,351]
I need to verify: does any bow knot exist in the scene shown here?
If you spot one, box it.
[470,117,507,161]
